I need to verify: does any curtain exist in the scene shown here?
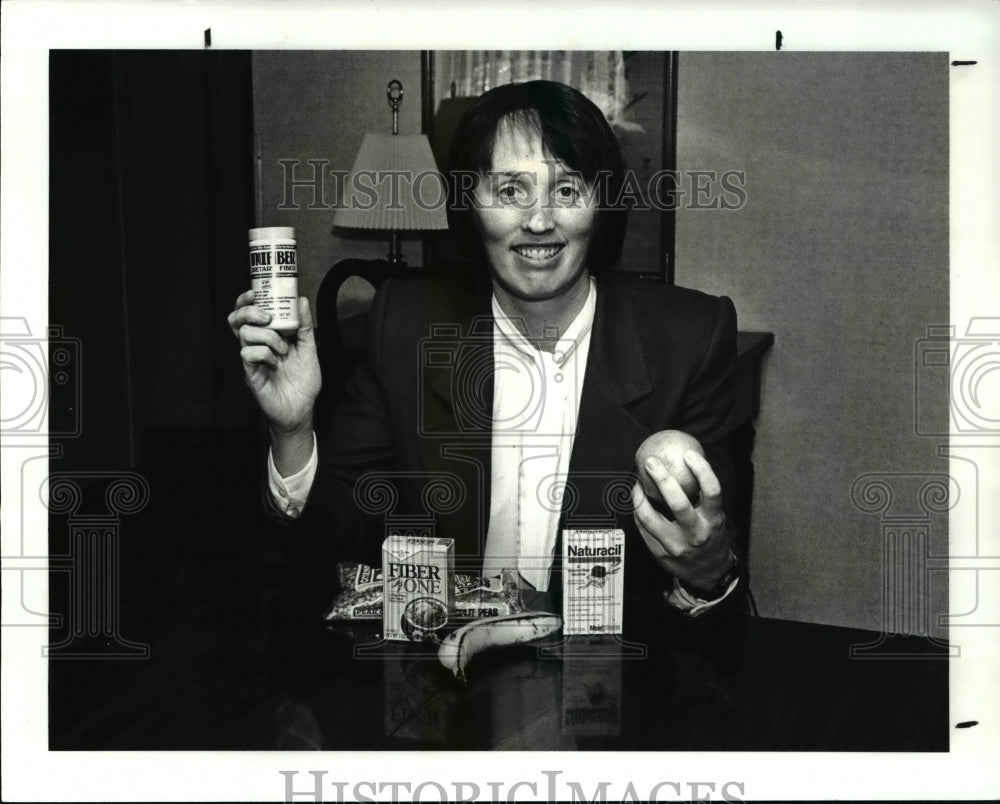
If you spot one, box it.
[435,50,640,133]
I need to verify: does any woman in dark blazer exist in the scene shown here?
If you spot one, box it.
[230,80,745,639]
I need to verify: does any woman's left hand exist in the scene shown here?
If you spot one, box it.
[632,450,734,591]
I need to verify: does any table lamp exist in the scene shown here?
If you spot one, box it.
[333,79,449,265]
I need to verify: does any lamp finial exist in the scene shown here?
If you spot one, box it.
[387,79,403,135]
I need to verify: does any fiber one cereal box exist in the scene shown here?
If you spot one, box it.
[382,535,454,642]
[562,528,625,635]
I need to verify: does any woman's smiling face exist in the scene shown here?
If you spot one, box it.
[472,119,597,305]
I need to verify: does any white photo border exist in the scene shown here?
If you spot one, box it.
[2,0,998,801]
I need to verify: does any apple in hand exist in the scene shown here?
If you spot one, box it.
[635,429,705,505]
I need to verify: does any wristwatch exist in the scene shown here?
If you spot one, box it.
[678,550,739,601]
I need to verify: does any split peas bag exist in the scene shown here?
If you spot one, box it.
[323,562,523,622]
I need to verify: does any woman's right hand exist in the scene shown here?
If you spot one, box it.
[228,291,321,437]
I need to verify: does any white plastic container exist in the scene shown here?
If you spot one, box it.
[248,226,299,330]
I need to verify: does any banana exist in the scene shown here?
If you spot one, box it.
[437,611,562,683]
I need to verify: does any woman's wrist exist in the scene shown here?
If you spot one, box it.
[678,550,739,601]
[678,549,740,600]
[270,420,315,478]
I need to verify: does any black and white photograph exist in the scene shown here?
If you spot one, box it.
[2,1,998,801]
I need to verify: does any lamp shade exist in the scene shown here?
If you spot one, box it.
[333,133,449,231]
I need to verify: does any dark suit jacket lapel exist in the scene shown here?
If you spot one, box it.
[540,279,653,603]
[569,277,654,500]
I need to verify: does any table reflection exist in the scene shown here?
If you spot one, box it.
[270,615,947,752]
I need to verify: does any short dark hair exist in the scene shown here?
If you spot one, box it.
[447,80,628,275]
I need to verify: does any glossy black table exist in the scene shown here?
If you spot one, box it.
[271,614,948,752]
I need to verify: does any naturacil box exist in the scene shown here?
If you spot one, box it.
[562,528,625,635]
[382,535,454,642]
